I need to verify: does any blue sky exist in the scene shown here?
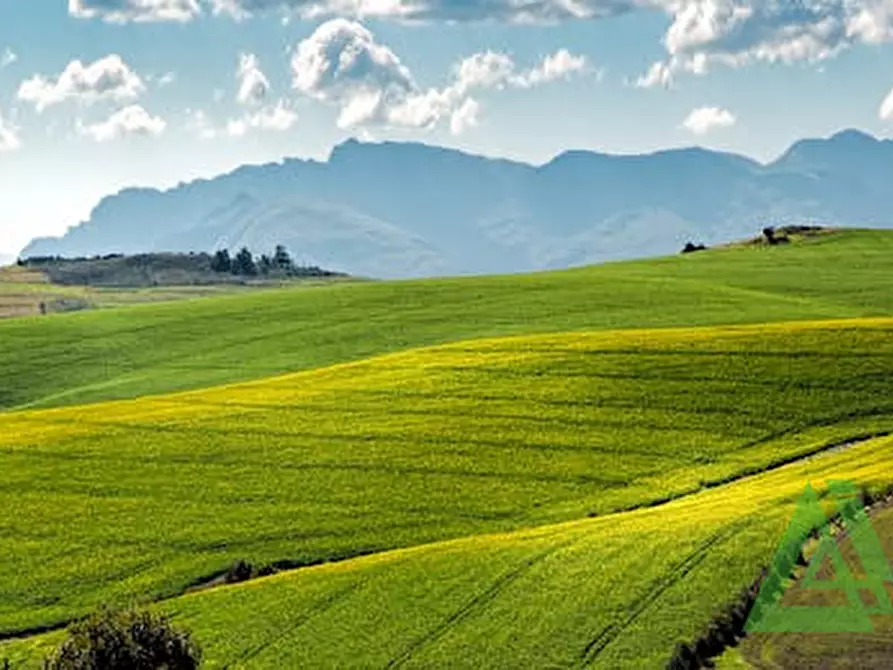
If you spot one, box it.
[1,0,893,255]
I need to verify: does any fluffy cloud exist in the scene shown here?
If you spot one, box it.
[236,53,270,105]
[638,0,893,87]
[1,48,16,69]
[291,19,587,133]
[0,114,21,152]
[226,101,299,135]
[292,19,415,103]
[513,49,588,87]
[65,1,893,96]
[78,104,166,141]
[682,105,736,135]
[18,55,145,112]
[69,0,201,22]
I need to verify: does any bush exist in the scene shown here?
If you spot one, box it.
[43,607,201,670]
[224,559,255,584]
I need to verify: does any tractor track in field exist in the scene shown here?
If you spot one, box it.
[221,582,360,668]
[578,522,748,666]
[384,541,573,668]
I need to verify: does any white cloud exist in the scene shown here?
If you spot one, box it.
[236,53,270,106]
[637,0,893,87]
[634,60,673,88]
[291,19,588,131]
[78,104,166,141]
[69,0,201,22]
[0,114,21,152]
[880,86,893,121]
[292,19,415,103]
[513,49,587,87]
[682,105,736,135]
[449,97,480,135]
[18,55,145,112]
[226,101,299,135]
[157,71,176,86]
[211,0,638,22]
[1,48,16,69]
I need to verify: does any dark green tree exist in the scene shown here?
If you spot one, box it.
[232,247,257,276]
[273,244,293,273]
[44,607,201,670]
[258,254,273,276]
[210,249,231,273]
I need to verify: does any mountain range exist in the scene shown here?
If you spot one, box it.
[21,128,893,278]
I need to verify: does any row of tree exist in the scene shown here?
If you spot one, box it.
[210,245,322,278]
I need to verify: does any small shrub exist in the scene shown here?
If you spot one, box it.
[43,607,201,670]
[224,559,255,584]
[681,242,707,254]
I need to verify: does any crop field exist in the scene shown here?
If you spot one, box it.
[3,228,893,411]
[4,230,893,668]
[2,318,893,646]
[4,430,893,668]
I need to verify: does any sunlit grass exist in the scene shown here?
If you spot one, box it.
[2,319,893,642]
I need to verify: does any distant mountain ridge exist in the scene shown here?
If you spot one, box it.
[22,129,893,278]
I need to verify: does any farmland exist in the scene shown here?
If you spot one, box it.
[0,259,349,322]
[3,229,893,667]
[3,428,893,667]
[3,228,893,411]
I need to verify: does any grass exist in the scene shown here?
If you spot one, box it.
[4,228,893,410]
[5,429,893,668]
[2,318,893,643]
[0,262,352,323]
[6,230,893,667]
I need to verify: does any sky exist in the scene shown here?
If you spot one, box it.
[1,1,893,256]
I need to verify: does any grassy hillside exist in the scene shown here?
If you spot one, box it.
[0,264,331,321]
[1,319,893,641]
[3,229,893,411]
[4,431,893,668]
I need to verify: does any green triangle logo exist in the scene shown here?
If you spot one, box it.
[746,480,893,634]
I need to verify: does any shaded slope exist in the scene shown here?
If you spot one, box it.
[3,229,893,411]
[3,319,893,636]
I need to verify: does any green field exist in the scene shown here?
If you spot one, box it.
[0,262,350,324]
[3,229,893,668]
[4,229,893,411]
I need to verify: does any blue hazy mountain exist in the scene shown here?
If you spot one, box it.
[22,129,893,278]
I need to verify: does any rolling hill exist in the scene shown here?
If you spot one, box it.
[4,230,893,668]
[4,228,893,412]
[2,325,893,667]
[20,130,893,278]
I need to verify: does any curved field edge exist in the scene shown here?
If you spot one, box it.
[4,228,893,411]
[4,318,893,640]
[6,434,893,668]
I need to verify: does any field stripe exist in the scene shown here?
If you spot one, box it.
[384,542,573,668]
